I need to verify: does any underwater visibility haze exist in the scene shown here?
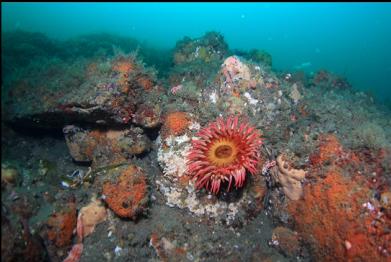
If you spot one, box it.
[3,2,391,103]
[1,2,391,262]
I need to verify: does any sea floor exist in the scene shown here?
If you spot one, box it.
[2,125,297,262]
[1,31,390,262]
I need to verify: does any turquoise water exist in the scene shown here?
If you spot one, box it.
[2,2,391,104]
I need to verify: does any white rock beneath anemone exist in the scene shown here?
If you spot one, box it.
[157,134,192,179]
[156,120,255,225]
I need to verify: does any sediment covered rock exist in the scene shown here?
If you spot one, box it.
[4,54,163,129]
[63,125,151,166]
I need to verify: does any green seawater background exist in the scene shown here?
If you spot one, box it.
[2,2,391,105]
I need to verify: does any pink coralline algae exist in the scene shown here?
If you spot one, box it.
[171,84,183,95]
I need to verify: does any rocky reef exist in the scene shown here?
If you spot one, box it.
[2,30,391,262]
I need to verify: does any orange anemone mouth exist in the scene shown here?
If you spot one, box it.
[207,139,238,167]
